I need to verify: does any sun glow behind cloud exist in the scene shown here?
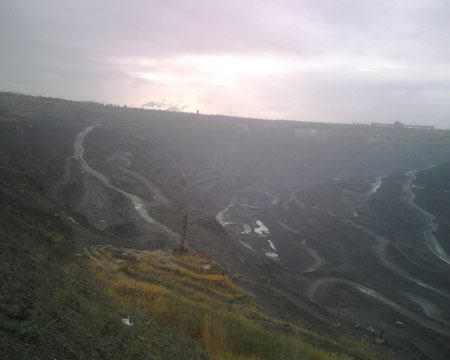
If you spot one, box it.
[179,55,297,87]
[115,54,299,116]
[123,54,297,88]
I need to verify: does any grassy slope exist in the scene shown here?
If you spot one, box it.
[0,167,201,360]
[0,162,390,360]
[82,246,385,360]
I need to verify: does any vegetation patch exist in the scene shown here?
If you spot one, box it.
[82,246,382,360]
[0,189,200,359]
[3,320,43,344]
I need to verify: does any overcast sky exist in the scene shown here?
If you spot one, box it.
[1,0,450,127]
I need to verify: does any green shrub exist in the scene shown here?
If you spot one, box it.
[4,320,44,344]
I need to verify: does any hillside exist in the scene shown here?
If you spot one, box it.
[0,164,201,359]
[0,156,384,359]
[1,92,450,358]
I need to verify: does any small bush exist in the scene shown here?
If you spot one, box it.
[4,320,44,344]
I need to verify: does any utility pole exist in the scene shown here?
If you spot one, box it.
[337,302,342,318]
[180,210,188,250]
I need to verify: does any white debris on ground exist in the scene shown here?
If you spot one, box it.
[266,240,279,258]
[254,220,269,235]
[267,239,276,250]
[241,224,252,234]
[253,221,279,259]
[265,252,279,258]
[122,317,133,326]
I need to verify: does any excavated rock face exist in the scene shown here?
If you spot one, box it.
[2,93,450,359]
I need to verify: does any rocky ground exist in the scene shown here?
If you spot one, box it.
[1,92,450,358]
[0,177,203,359]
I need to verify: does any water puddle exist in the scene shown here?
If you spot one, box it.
[254,220,269,235]
[267,239,276,250]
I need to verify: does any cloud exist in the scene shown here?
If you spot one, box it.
[1,0,450,127]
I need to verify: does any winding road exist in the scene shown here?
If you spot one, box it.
[307,167,450,338]
[403,292,442,320]
[216,196,240,226]
[74,125,179,239]
[276,221,325,273]
[403,170,450,265]
[347,220,450,300]
[307,277,450,337]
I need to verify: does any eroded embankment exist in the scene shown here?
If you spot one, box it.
[74,125,178,239]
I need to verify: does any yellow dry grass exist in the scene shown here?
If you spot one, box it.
[80,247,384,360]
